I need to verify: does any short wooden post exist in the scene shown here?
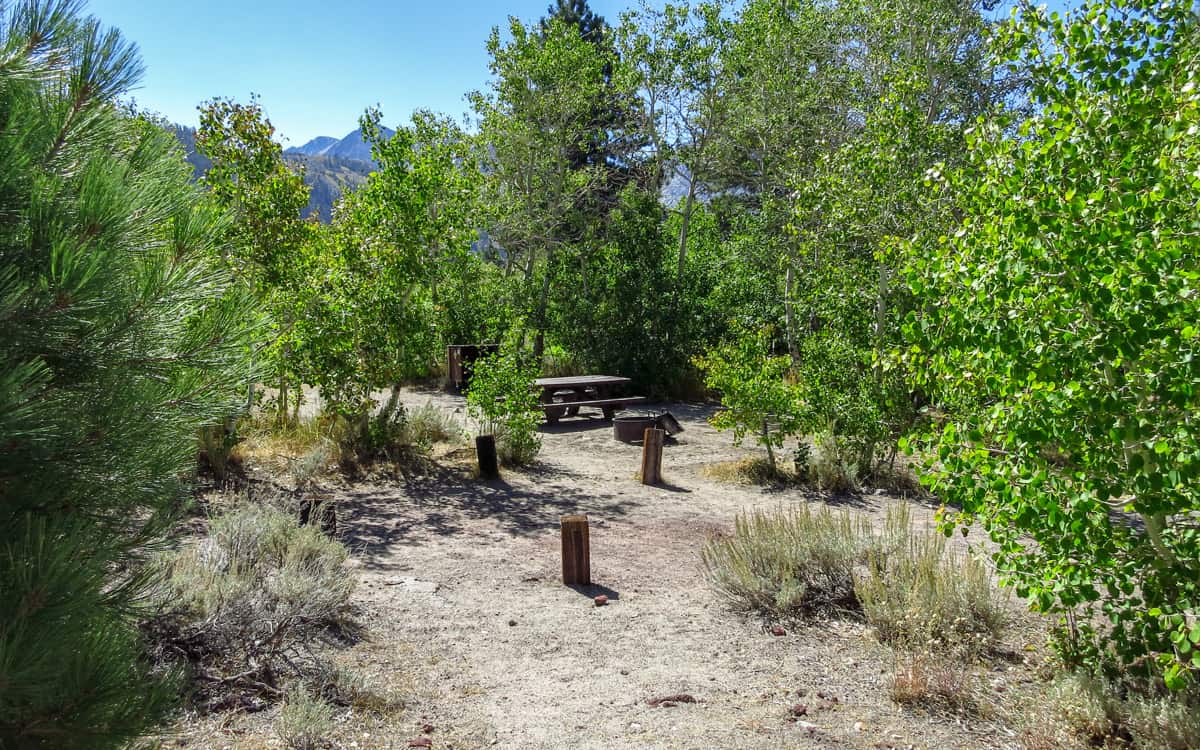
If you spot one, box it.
[476,434,499,480]
[561,514,591,585]
[641,427,665,485]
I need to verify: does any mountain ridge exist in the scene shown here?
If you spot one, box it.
[285,126,394,163]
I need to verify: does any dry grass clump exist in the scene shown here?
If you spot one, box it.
[701,504,888,618]
[889,653,987,715]
[148,502,356,708]
[403,401,464,448]
[810,433,860,492]
[701,457,800,486]
[703,503,1014,715]
[1020,672,1200,750]
[276,684,335,750]
[705,445,923,496]
[288,441,335,489]
[856,517,1007,661]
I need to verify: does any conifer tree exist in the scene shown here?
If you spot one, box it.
[0,1,259,745]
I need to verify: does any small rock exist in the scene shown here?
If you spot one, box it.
[594,595,609,606]
[770,625,786,636]
[421,724,435,734]
[648,693,697,707]
[620,669,629,675]
[797,720,818,733]
[790,704,808,717]
[628,722,642,733]
[853,721,865,732]
[408,740,432,749]
[508,620,517,627]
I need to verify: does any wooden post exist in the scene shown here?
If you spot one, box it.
[476,434,499,480]
[561,514,590,585]
[641,427,665,485]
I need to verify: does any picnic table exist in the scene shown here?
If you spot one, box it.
[535,375,645,423]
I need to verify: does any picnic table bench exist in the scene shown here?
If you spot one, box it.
[535,375,645,423]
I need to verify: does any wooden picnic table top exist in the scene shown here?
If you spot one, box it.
[534,375,631,389]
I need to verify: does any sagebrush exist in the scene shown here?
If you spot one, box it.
[856,516,1007,660]
[148,502,355,706]
[701,504,888,618]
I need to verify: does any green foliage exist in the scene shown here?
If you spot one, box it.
[197,96,313,287]
[471,14,632,358]
[0,2,260,744]
[465,352,543,466]
[550,186,708,396]
[292,109,480,414]
[695,327,800,470]
[197,96,313,422]
[901,0,1200,686]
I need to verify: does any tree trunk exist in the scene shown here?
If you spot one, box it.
[762,418,775,472]
[676,179,698,276]
[278,372,288,428]
[874,265,889,385]
[784,265,799,363]
[532,262,553,361]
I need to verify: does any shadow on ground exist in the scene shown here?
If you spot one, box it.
[336,456,640,569]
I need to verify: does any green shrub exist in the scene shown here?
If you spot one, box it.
[541,343,584,378]
[695,326,801,473]
[276,684,335,750]
[152,502,355,702]
[326,387,409,464]
[466,352,542,467]
[856,509,1007,660]
[701,504,885,618]
[810,429,860,493]
[403,401,464,448]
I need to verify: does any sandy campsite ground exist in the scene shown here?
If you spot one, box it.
[168,387,1045,750]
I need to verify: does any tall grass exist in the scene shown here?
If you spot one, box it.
[703,504,1007,659]
[856,516,1007,660]
[701,504,889,617]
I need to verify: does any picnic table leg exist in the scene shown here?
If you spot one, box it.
[565,388,582,417]
[544,404,567,423]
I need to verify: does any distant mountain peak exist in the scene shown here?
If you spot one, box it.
[285,135,338,156]
[283,126,396,163]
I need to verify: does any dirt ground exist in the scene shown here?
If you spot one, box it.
[165,387,1047,750]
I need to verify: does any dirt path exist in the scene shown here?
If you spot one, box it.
[320,389,1027,750]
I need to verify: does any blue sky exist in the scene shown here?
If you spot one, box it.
[86,0,1073,147]
[86,0,636,146]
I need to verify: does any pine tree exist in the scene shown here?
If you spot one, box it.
[0,2,260,746]
[542,0,607,45]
